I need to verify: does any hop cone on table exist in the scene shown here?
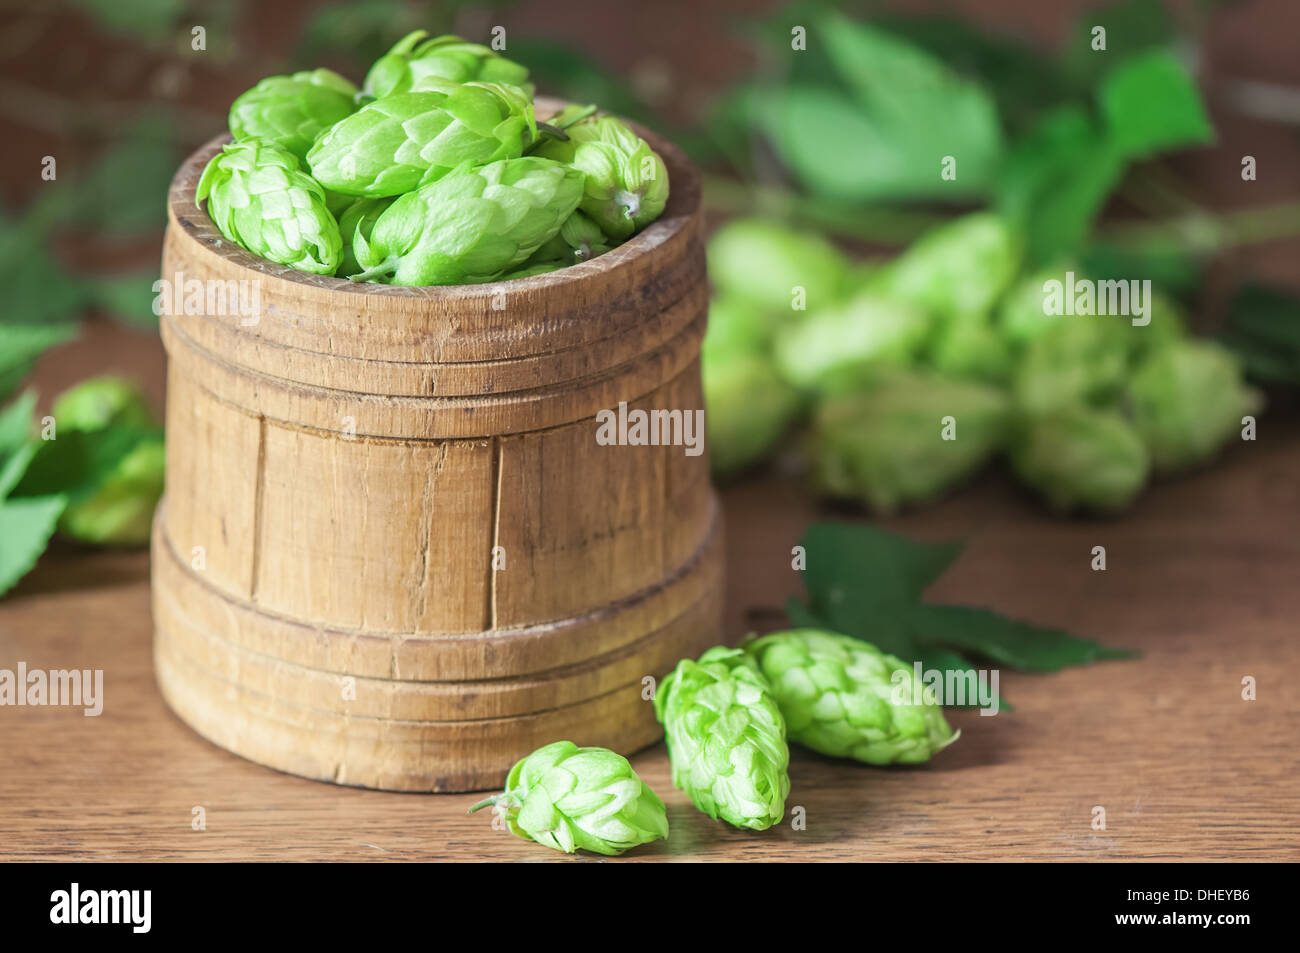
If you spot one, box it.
[228,68,358,161]
[743,629,958,765]
[470,741,668,855]
[363,30,530,99]
[536,114,668,239]
[654,646,791,830]
[306,83,535,197]
[1009,406,1150,512]
[354,156,583,285]
[196,138,341,275]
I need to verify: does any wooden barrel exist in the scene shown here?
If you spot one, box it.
[151,111,721,792]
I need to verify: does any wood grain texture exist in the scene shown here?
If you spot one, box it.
[151,111,720,792]
[2,389,1297,857]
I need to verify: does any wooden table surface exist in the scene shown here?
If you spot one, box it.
[1,324,1297,862]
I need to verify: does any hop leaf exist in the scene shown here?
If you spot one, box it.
[356,157,583,285]
[536,115,668,239]
[744,629,959,765]
[363,30,531,99]
[196,138,341,275]
[472,741,668,855]
[229,69,359,161]
[655,646,791,830]
[307,83,536,197]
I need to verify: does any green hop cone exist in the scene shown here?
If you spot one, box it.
[1127,340,1263,473]
[1009,406,1150,512]
[469,741,668,855]
[528,210,611,266]
[704,350,802,478]
[50,375,154,432]
[928,310,1014,384]
[228,68,358,161]
[335,196,394,278]
[536,115,668,240]
[307,83,536,197]
[354,157,583,285]
[773,292,929,394]
[807,369,1010,512]
[654,646,791,830]
[743,629,959,765]
[996,262,1077,349]
[1013,317,1129,415]
[702,294,782,360]
[707,218,848,314]
[870,212,1021,322]
[363,31,530,99]
[196,138,341,275]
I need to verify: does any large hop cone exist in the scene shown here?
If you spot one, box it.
[744,629,958,765]
[307,82,535,197]
[537,113,669,239]
[354,156,583,285]
[655,646,791,831]
[196,138,341,276]
[228,68,358,160]
[477,741,669,856]
[363,30,531,99]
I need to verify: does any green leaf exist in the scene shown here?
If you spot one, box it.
[997,105,1126,263]
[69,115,178,236]
[0,323,79,401]
[909,604,1137,671]
[868,14,1070,133]
[759,16,1003,201]
[1221,283,1300,384]
[1081,240,1203,297]
[1062,0,1177,90]
[69,0,187,42]
[0,213,89,329]
[0,495,66,597]
[917,647,1014,711]
[0,391,37,461]
[11,424,162,503]
[1099,50,1213,159]
[88,273,160,328]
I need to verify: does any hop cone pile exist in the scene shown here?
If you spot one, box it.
[655,646,791,830]
[536,114,669,239]
[364,30,530,99]
[472,741,668,855]
[307,83,535,197]
[354,156,583,285]
[228,69,358,161]
[196,138,341,275]
[744,629,958,765]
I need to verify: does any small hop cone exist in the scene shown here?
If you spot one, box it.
[744,630,959,765]
[228,68,358,160]
[471,741,668,855]
[356,156,583,285]
[364,30,531,99]
[537,115,668,240]
[196,138,341,275]
[655,646,791,830]
[307,82,536,197]
[528,209,611,266]
[335,196,394,279]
